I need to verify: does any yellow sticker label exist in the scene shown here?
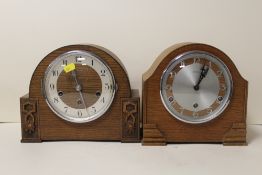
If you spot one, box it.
[63,63,76,73]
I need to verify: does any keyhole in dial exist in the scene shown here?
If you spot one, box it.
[193,103,198,108]
[77,99,82,105]
[96,91,101,97]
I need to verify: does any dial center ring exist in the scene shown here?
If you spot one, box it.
[173,63,220,111]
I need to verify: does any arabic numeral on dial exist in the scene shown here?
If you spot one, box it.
[217,70,223,77]
[92,107,96,113]
[77,110,82,117]
[105,83,110,90]
[64,106,68,113]
[63,60,68,66]
[169,71,176,78]
[180,61,185,68]
[102,97,105,103]
[75,55,84,63]
[207,107,213,114]
[91,60,94,66]
[50,83,55,90]
[100,70,106,76]
[194,58,201,63]
[52,70,59,76]
[53,97,59,103]
[220,84,226,91]
[193,111,199,118]
[165,84,172,92]
[75,56,80,62]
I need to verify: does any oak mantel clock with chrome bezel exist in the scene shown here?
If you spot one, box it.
[142,43,248,146]
[20,44,140,143]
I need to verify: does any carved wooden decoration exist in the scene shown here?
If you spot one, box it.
[20,94,41,142]
[121,90,140,142]
[20,44,140,143]
[142,43,248,146]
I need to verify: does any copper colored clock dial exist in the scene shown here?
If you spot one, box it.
[160,51,233,124]
[57,65,102,109]
[43,50,116,123]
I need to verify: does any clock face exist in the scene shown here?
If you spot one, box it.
[43,50,116,123]
[160,51,233,124]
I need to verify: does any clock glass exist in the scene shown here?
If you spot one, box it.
[160,51,233,124]
[43,50,116,123]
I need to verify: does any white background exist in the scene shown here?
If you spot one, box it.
[0,0,261,123]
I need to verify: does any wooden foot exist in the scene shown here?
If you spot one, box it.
[223,122,247,146]
[142,124,166,146]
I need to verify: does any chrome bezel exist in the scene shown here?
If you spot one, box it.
[160,50,233,124]
[43,50,116,123]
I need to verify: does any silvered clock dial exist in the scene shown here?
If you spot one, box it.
[43,50,116,123]
[160,51,233,124]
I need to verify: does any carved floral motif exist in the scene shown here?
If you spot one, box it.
[22,101,36,134]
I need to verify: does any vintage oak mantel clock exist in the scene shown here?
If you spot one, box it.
[142,43,248,146]
[20,44,140,142]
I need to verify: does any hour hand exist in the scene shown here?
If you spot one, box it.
[71,70,81,91]
[194,64,209,91]
[201,65,209,77]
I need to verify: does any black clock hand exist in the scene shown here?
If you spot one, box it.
[71,70,88,112]
[194,64,209,91]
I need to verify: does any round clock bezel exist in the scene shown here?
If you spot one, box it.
[160,50,233,124]
[43,50,116,123]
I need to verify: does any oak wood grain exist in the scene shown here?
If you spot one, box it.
[22,44,134,142]
[142,43,248,145]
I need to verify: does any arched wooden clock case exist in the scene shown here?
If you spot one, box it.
[20,44,140,143]
[142,43,248,146]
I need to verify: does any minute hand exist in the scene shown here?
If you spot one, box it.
[71,70,88,111]
[194,64,209,91]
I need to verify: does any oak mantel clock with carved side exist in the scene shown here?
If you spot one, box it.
[20,44,140,143]
[142,43,248,146]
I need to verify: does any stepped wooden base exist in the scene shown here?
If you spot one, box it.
[223,122,247,146]
[142,124,166,146]
[142,122,247,146]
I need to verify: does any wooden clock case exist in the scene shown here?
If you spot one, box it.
[142,43,248,146]
[20,44,140,143]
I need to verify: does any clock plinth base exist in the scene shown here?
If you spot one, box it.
[223,122,247,146]
[142,124,166,146]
